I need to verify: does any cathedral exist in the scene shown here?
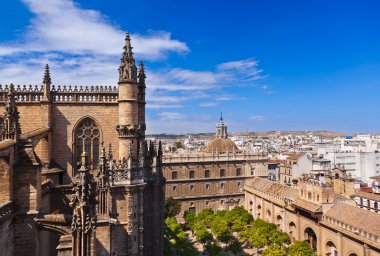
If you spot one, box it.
[0,33,165,256]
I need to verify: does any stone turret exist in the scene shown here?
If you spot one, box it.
[116,32,144,159]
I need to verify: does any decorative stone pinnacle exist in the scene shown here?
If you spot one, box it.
[138,61,146,88]
[118,31,137,82]
[138,61,145,74]
[43,64,51,84]
[1,83,21,141]
[220,112,223,121]
[79,152,88,172]
[8,83,15,95]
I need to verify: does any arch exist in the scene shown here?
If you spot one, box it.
[256,204,261,217]
[172,171,178,180]
[335,173,339,179]
[37,223,71,236]
[289,222,296,241]
[276,215,283,231]
[266,209,271,217]
[304,227,317,252]
[73,116,102,170]
[325,241,337,256]
[348,253,358,256]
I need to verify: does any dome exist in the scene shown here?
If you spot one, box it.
[204,138,239,153]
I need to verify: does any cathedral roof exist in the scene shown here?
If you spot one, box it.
[204,137,239,153]
[204,113,239,153]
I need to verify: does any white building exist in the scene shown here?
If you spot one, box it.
[324,151,380,183]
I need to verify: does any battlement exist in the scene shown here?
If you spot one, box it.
[0,84,118,103]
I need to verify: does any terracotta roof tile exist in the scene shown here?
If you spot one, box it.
[352,191,380,201]
[292,198,322,213]
[325,202,380,238]
[245,177,299,200]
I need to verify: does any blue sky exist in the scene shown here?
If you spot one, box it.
[1,0,380,134]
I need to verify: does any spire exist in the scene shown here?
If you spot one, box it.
[43,64,51,101]
[118,31,137,82]
[43,64,51,84]
[138,61,146,88]
[0,84,21,141]
[216,113,227,139]
[218,112,225,126]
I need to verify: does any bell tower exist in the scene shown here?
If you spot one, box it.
[216,112,228,138]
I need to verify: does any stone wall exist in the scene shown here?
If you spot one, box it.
[0,217,14,256]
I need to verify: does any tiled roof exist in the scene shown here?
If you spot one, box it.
[325,202,380,238]
[245,177,299,200]
[292,198,322,213]
[286,153,305,161]
[352,191,380,201]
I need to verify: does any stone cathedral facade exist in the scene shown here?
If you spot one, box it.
[0,33,165,256]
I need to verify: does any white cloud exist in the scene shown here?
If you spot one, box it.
[249,115,265,121]
[217,58,266,82]
[0,0,188,59]
[0,0,189,85]
[158,112,187,121]
[200,102,218,107]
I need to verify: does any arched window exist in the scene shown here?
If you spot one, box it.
[172,171,178,180]
[326,241,337,256]
[75,118,100,169]
[374,202,378,213]
[220,169,225,177]
[189,170,195,179]
[205,169,210,178]
[236,168,241,176]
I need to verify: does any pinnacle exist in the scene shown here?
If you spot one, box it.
[43,64,51,84]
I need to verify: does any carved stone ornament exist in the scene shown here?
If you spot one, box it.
[116,124,145,138]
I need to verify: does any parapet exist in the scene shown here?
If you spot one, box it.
[0,84,119,103]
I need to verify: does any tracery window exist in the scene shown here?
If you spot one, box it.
[75,118,100,169]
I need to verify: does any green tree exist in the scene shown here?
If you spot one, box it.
[164,217,198,256]
[184,210,196,229]
[165,197,181,218]
[195,228,213,246]
[270,231,291,246]
[175,141,185,149]
[197,208,215,227]
[228,239,243,256]
[262,244,287,256]
[288,241,317,256]
[205,243,224,256]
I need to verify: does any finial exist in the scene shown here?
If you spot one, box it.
[220,112,223,121]
[79,152,88,172]
[119,31,137,82]
[139,61,144,73]
[8,83,15,95]
[101,141,106,158]
[138,61,146,88]
[43,64,51,84]
[125,31,131,41]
